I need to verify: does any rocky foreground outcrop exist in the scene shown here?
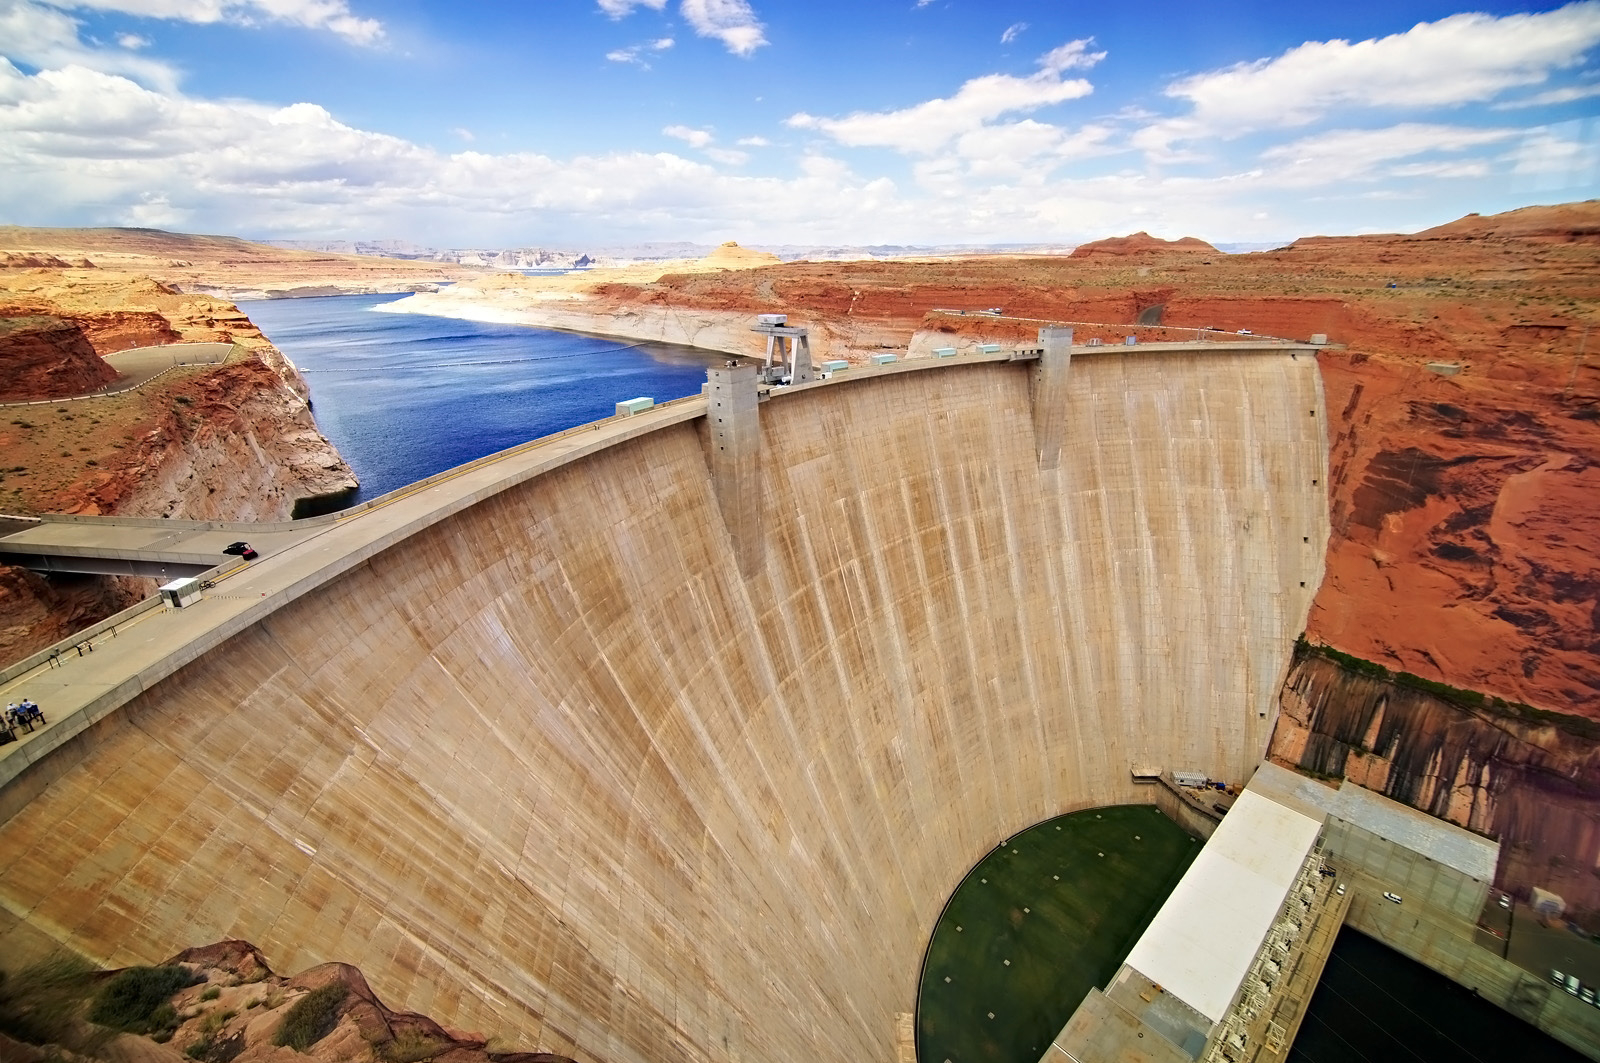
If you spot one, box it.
[0,939,571,1063]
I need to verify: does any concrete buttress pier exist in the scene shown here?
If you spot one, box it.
[1032,326,1073,470]
[706,362,763,575]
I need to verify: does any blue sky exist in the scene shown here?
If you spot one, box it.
[1,0,1597,247]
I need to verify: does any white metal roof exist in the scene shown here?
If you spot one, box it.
[1124,789,1324,1023]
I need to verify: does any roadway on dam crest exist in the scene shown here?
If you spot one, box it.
[0,339,1328,1063]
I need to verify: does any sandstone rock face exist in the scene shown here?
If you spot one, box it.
[0,566,138,664]
[0,316,120,400]
[99,360,357,523]
[0,264,357,665]
[1270,648,1600,917]
[1309,350,1600,711]
[1068,231,1219,258]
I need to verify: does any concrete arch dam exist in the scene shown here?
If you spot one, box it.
[0,347,1328,1063]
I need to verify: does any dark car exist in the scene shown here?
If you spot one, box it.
[223,541,258,560]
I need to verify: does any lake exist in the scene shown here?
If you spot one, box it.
[239,293,723,505]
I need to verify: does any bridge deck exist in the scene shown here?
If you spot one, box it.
[0,521,323,577]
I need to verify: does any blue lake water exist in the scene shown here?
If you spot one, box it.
[239,293,722,505]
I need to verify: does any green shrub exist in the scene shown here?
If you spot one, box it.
[200,987,220,1002]
[89,965,194,1033]
[0,955,99,1047]
[274,984,348,1051]
[383,1028,443,1063]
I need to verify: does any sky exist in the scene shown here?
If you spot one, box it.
[1,0,1598,248]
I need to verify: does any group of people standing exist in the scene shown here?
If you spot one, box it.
[4,698,44,733]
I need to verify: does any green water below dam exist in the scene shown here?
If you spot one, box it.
[916,804,1200,1063]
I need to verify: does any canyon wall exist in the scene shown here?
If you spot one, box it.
[1271,647,1600,916]
[0,267,357,664]
[0,350,1325,1063]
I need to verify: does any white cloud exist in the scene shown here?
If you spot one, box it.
[1137,3,1600,157]
[680,0,764,56]
[0,0,178,89]
[1390,160,1489,179]
[115,30,147,47]
[952,119,1115,175]
[40,0,383,44]
[1258,123,1518,186]
[0,26,1584,250]
[1494,83,1600,110]
[659,124,746,164]
[663,123,713,148]
[597,0,665,17]
[607,35,673,65]
[1000,21,1025,45]
[787,39,1103,153]
[602,0,763,56]
[452,127,473,142]
[1509,119,1600,191]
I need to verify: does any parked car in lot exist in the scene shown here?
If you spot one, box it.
[1383,892,1403,904]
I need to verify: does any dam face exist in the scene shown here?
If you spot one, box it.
[0,352,1327,1063]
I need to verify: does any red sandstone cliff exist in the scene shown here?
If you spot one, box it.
[1272,647,1600,916]
[0,316,120,400]
[1068,231,1219,257]
[0,264,358,665]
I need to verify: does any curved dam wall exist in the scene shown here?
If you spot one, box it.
[0,351,1328,1063]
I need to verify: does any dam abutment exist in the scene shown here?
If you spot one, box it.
[0,343,1329,1063]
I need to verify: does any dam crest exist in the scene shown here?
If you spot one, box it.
[0,340,1328,1063]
